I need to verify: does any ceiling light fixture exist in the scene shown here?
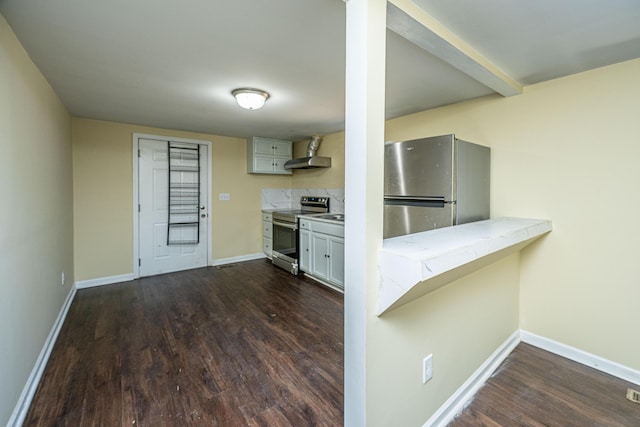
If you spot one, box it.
[231,88,270,110]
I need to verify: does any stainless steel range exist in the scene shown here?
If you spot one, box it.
[271,196,329,274]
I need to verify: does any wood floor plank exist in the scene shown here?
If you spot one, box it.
[24,260,344,426]
[450,343,640,426]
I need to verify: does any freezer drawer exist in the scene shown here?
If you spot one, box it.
[384,203,454,238]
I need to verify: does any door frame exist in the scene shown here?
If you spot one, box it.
[132,133,213,279]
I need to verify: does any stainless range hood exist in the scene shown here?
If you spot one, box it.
[284,136,332,170]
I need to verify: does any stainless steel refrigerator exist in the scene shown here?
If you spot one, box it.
[384,134,490,238]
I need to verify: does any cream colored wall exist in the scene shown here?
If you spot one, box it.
[291,132,345,189]
[0,15,74,424]
[72,119,291,281]
[367,255,520,425]
[385,58,640,374]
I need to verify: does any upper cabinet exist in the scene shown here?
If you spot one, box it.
[247,137,293,175]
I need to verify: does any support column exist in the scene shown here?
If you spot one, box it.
[344,0,387,425]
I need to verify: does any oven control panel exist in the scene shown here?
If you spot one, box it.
[300,196,329,209]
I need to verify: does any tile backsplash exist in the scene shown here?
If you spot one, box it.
[261,188,292,210]
[262,188,345,213]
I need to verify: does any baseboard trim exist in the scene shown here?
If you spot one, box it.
[74,255,268,289]
[8,286,77,427]
[211,253,266,266]
[301,273,344,294]
[75,273,135,289]
[520,330,640,386]
[425,330,521,427]
[425,329,640,426]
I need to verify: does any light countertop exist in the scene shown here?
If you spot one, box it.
[378,217,552,315]
[300,213,345,225]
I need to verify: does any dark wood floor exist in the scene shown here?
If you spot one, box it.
[24,259,344,426]
[24,259,640,427]
[450,343,640,426]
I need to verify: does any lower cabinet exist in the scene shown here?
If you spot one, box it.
[299,218,344,290]
[311,234,344,285]
[263,212,273,258]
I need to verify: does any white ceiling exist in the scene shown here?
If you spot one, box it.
[2,0,639,141]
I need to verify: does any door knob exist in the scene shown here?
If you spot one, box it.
[200,205,205,210]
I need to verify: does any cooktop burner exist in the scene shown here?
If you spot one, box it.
[272,209,324,222]
[271,196,330,222]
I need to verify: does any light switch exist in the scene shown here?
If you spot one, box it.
[219,193,230,201]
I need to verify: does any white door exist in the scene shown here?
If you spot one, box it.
[138,138,209,276]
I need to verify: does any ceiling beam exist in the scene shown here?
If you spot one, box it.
[387,0,523,97]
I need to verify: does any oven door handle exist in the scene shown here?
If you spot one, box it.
[272,220,298,231]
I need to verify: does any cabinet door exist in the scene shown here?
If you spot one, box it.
[328,236,344,288]
[253,138,276,155]
[273,158,292,175]
[253,156,276,173]
[299,229,311,272]
[311,233,329,280]
[272,140,293,158]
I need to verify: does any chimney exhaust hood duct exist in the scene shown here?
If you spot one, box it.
[284,136,332,170]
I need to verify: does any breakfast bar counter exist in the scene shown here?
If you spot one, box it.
[378,217,552,315]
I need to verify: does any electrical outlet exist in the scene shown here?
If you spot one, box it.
[61,272,65,286]
[627,388,640,404]
[423,354,433,384]
[219,193,230,201]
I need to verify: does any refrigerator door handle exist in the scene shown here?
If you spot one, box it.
[384,195,445,202]
[384,197,449,208]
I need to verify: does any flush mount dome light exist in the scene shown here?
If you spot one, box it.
[231,88,270,110]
